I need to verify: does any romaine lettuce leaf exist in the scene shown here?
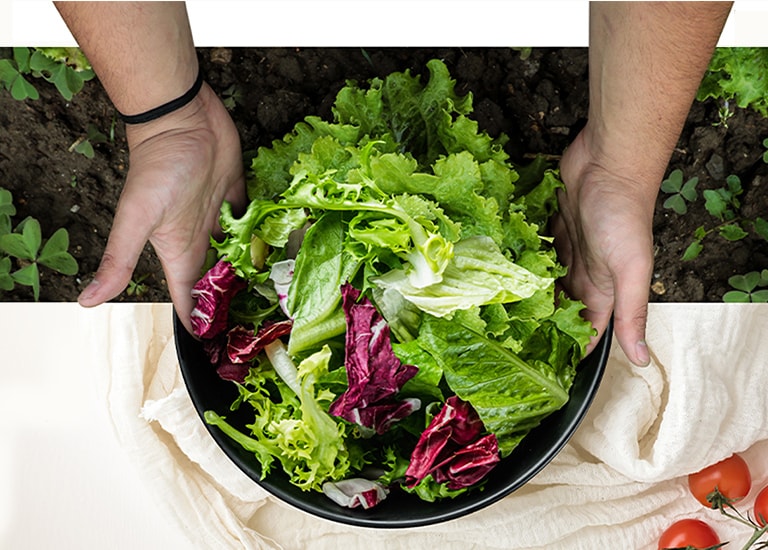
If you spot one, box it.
[371,235,553,318]
[286,212,361,357]
[415,315,572,457]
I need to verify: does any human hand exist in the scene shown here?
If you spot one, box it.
[552,128,657,367]
[78,83,246,334]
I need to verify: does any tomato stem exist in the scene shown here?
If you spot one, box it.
[739,524,768,550]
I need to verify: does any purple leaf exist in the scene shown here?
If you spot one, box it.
[329,283,419,434]
[215,357,251,384]
[405,396,500,490]
[226,320,293,364]
[198,321,294,384]
[190,259,246,339]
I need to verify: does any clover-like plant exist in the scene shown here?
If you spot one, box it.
[0,47,94,102]
[0,47,40,100]
[679,174,768,261]
[0,187,79,300]
[723,270,768,303]
[661,169,699,215]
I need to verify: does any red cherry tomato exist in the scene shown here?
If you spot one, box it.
[658,519,720,549]
[688,454,751,507]
[755,485,768,527]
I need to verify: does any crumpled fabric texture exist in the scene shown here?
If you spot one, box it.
[86,303,768,550]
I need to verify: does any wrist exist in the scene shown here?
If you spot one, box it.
[561,126,663,210]
[124,82,213,149]
[118,69,203,125]
[580,119,675,186]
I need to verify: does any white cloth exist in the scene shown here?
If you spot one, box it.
[88,303,768,550]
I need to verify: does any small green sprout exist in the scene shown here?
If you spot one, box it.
[661,169,699,215]
[0,47,40,100]
[0,187,78,300]
[0,47,94,102]
[70,124,107,159]
[126,273,150,297]
[221,84,243,111]
[723,270,768,303]
[28,47,94,101]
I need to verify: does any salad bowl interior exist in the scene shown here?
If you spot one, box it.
[175,311,612,528]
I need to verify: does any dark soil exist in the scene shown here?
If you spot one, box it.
[2,47,767,303]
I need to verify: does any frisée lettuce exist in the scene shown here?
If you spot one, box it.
[193,59,594,507]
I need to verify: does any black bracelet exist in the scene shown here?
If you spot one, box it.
[117,69,204,124]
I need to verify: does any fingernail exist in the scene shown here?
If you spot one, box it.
[635,339,650,367]
[78,278,99,304]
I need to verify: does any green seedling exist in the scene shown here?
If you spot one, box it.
[0,187,78,301]
[0,47,94,102]
[704,174,743,221]
[670,173,768,261]
[70,124,107,159]
[126,273,150,297]
[221,84,243,111]
[723,270,768,303]
[763,137,768,164]
[714,99,735,128]
[512,47,533,61]
[661,169,699,215]
[0,188,16,235]
[360,48,374,68]
[28,47,94,101]
[0,47,40,100]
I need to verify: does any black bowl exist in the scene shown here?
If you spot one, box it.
[175,312,611,528]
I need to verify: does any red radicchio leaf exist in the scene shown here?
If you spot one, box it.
[199,332,250,383]
[226,320,293,364]
[190,259,247,339]
[328,283,419,435]
[199,320,294,384]
[215,357,251,384]
[405,396,500,490]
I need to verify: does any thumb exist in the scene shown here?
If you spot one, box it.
[612,258,652,367]
[78,198,153,307]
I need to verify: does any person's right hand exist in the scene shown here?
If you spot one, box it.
[552,127,658,367]
[78,82,247,335]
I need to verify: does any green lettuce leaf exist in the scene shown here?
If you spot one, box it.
[206,345,353,491]
[414,315,573,457]
[371,235,553,318]
[286,212,361,357]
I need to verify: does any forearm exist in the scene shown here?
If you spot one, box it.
[587,1,732,194]
[54,1,197,116]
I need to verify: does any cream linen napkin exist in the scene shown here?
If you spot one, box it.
[86,303,768,550]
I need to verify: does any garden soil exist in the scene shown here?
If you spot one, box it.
[2,47,768,304]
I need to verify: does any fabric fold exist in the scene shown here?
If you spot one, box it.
[88,303,768,550]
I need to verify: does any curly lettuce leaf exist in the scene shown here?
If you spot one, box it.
[206,344,352,492]
[697,47,768,117]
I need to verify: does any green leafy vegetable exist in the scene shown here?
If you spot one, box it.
[698,48,768,117]
[0,190,79,300]
[198,59,594,505]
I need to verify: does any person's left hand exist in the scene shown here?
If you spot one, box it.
[78,82,246,334]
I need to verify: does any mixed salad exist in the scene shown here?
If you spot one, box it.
[190,59,594,509]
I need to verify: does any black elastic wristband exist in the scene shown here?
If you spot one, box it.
[117,70,204,124]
